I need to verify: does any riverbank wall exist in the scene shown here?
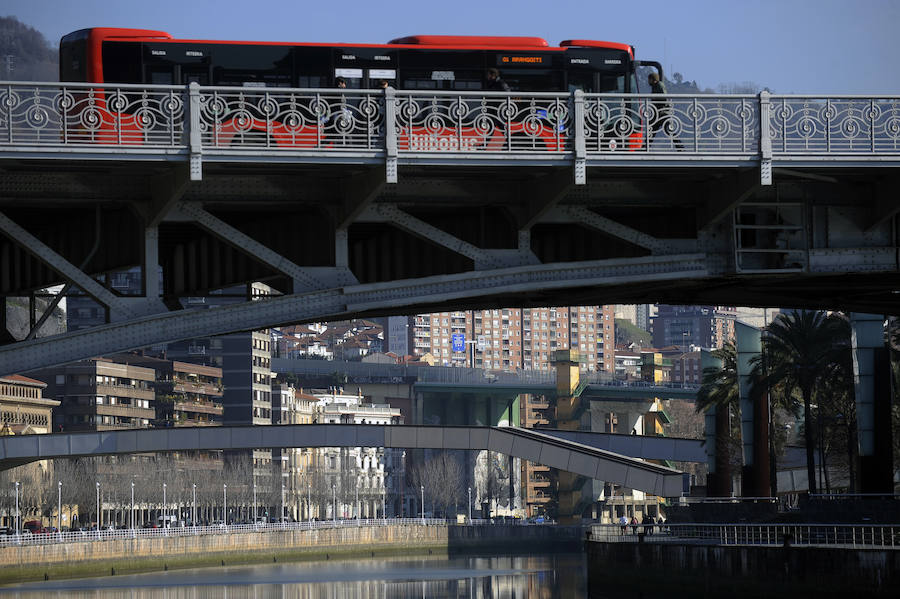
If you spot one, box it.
[586,540,900,598]
[0,524,582,584]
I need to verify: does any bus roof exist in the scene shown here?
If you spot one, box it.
[67,28,634,55]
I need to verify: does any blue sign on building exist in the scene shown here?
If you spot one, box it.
[451,333,465,352]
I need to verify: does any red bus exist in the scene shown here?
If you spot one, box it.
[59,29,661,150]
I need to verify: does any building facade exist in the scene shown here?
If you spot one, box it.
[34,360,156,432]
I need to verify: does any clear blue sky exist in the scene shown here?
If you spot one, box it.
[6,0,898,94]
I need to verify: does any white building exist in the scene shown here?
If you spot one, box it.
[309,390,404,518]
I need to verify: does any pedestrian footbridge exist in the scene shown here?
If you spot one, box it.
[0,424,686,497]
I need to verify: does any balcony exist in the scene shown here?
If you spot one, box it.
[527,493,552,503]
[96,384,155,401]
[172,382,224,398]
[529,476,551,487]
[177,418,222,427]
[97,404,156,419]
[174,400,224,416]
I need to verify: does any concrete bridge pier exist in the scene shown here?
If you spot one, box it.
[701,349,732,497]
[553,349,587,524]
[735,322,770,497]
[851,313,895,493]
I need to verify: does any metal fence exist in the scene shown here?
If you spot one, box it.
[2,82,898,158]
[0,517,535,548]
[589,522,900,549]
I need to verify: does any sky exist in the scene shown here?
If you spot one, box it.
[4,0,899,95]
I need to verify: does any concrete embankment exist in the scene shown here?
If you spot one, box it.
[586,540,900,598]
[0,525,583,585]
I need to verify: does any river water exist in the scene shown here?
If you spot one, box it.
[0,553,587,598]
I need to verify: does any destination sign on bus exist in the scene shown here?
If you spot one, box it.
[497,55,547,65]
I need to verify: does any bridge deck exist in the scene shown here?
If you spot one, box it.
[0,424,684,497]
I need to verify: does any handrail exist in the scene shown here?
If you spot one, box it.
[588,522,900,549]
[0,81,897,165]
[0,517,542,548]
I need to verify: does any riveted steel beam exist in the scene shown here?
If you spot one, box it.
[700,168,760,231]
[173,202,351,292]
[358,204,507,270]
[143,164,192,227]
[335,168,387,229]
[0,253,707,374]
[868,173,900,231]
[561,206,667,252]
[517,169,573,230]
[0,211,137,322]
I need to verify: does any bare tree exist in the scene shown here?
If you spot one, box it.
[412,451,464,518]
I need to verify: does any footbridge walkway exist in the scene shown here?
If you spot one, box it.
[0,424,685,497]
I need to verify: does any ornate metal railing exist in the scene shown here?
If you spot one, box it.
[394,90,571,153]
[2,81,898,161]
[1,82,185,147]
[582,94,760,154]
[770,96,900,154]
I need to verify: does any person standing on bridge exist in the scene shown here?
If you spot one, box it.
[647,72,684,151]
[485,68,510,92]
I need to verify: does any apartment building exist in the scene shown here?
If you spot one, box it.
[409,305,616,374]
[34,359,156,432]
[651,305,737,350]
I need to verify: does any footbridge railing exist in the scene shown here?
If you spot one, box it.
[589,522,900,548]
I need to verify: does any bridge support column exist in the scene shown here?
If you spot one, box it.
[144,226,159,301]
[736,321,770,497]
[851,313,894,493]
[701,349,733,497]
[553,350,587,524]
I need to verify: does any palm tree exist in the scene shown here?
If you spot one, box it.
[760,310,849,495]
[695,342,739,496]
[696,341,739,415]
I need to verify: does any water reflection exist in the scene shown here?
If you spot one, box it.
[1,553,586,598]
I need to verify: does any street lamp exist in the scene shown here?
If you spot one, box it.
[468,487,472,522]
[253,483,257,529]
[57,481,62,540]
[420,485,425,524]
[355,483,359,526]
[223,484,228,529]
[332,484,336,522]
[14,481,19,543]
[163,483,167,536]
[281,483,285,529]
[307,483,311,523]
[131,481,135,537]
[192,484,196,530]
[95,482,100,540]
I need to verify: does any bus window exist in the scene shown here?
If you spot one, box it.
[567,70,594,93]
[334,68,363,88]
[148,68,175,85]
[181,67,209,85]
[597,74,625,93]
[503,69,563,92]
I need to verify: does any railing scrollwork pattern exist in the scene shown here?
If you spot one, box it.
[1,81,898,165]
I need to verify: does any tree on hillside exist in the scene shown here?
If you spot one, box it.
[0,16,57,81]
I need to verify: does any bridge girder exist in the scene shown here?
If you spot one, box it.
[0,424,685,497]
[0,159,898,372]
